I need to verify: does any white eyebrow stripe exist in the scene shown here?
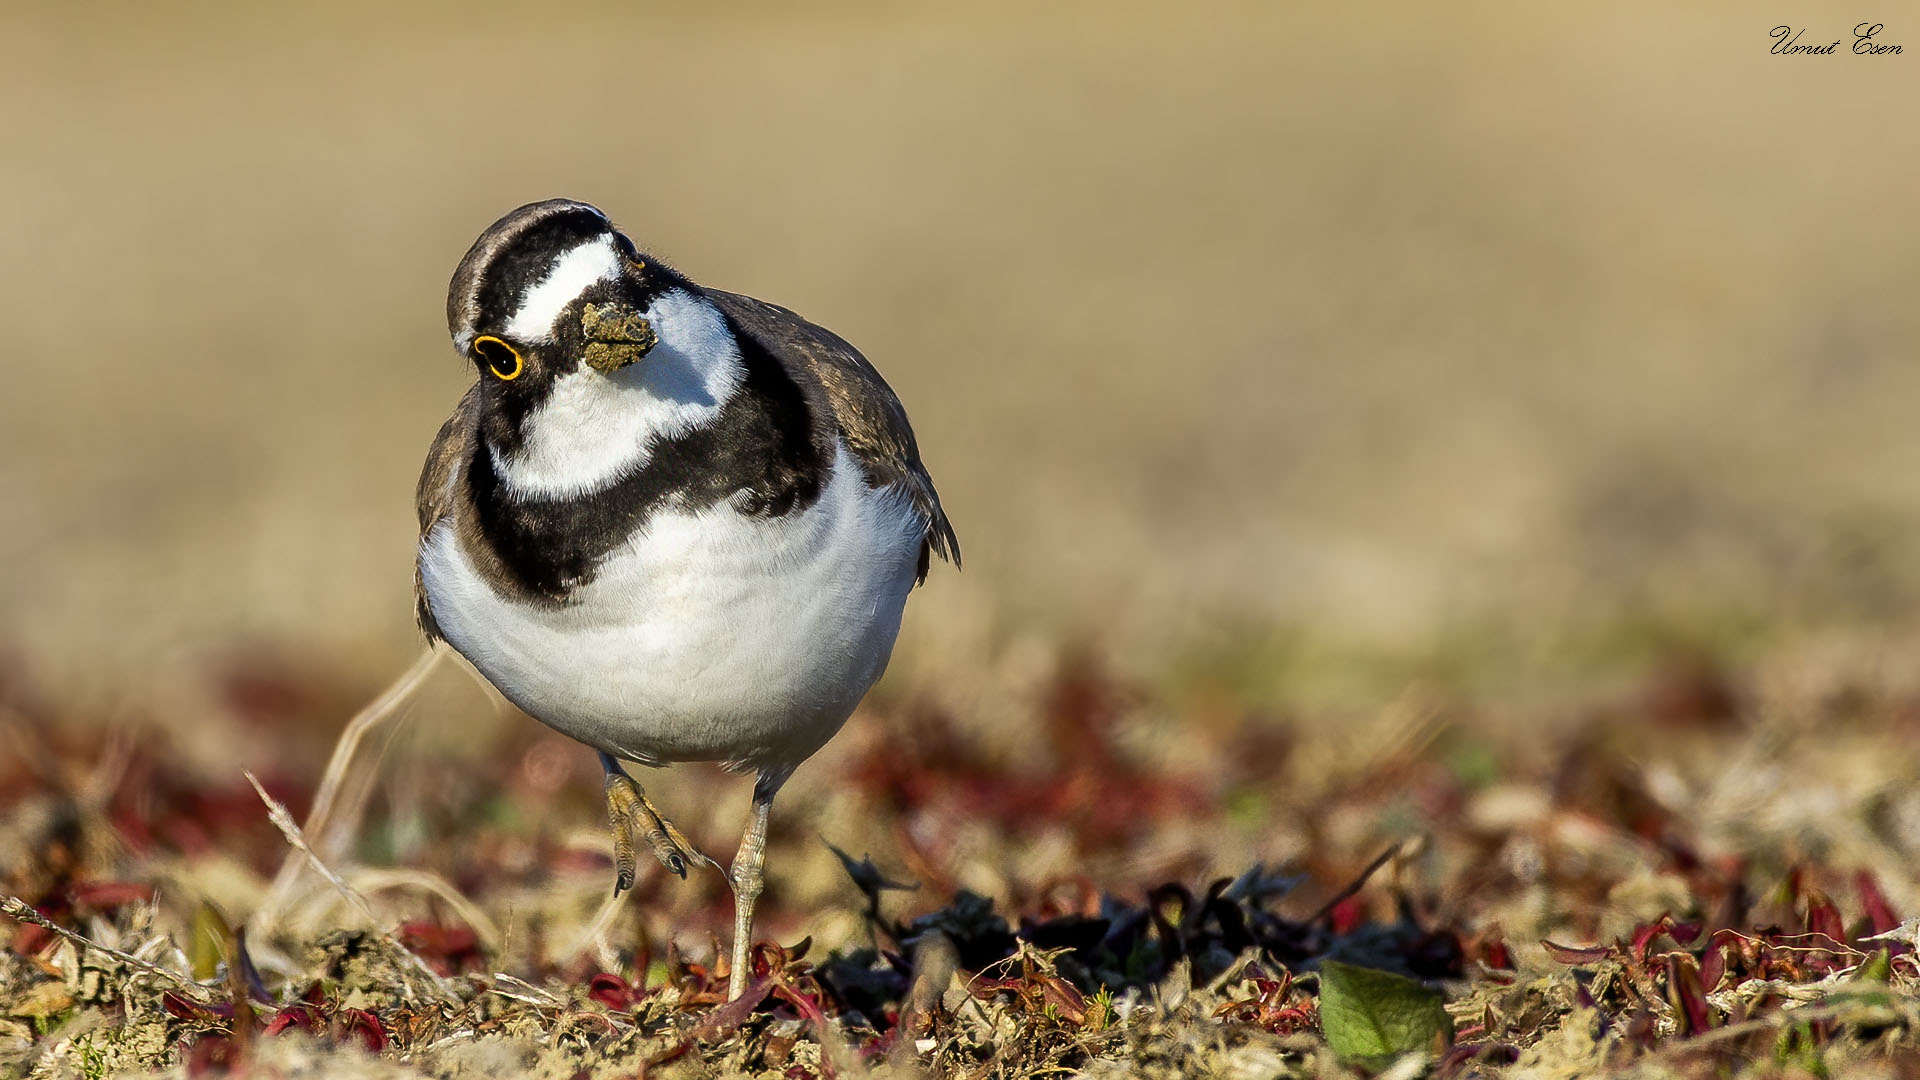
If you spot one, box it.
[503,236,621,342]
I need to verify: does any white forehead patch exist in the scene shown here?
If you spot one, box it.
[501,236,621,344]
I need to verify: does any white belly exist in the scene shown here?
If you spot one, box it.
[419,444,924,771]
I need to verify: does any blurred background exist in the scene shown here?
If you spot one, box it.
[3,2,1917,698]
[9,8,1920,1059]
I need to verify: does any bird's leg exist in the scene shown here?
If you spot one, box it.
[727,772,783,1000]
[600,752,714,894]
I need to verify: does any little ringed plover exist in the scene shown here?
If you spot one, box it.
[414,199,958,998]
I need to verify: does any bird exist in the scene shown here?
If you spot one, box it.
[414,198,957,999]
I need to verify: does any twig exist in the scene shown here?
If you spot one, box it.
[247,771,380,927]
[255,647,443,929]
[560,885,629,965]
[1,895,207,1000]
[245,771,457,1004]
[348,867,504,952]
[305,648,445,846]
[487,972,565,1008]
[1307,841,1404,924]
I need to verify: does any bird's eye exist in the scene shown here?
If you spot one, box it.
[473,336,523,381]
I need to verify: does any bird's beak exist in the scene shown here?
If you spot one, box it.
[580,301,658,374]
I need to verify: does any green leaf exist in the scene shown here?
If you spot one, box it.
[1317,960,1452,1066]
[189,902,231,982]
[1856,947,1893,984]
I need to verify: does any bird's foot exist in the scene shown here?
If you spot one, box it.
[605,771,716,894]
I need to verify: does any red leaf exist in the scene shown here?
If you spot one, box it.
[1484,938,1514,971]
[1858,872,1901,937]
[184,1034,235,1077]
[688,976,776,1042]
[111,808,155,855]
[68,881,155,909]
[1700,940,1727,993]
[9,923,52,958]
[163,992,229,1021]
[772,982,831,1028]
[965,976,1025,999]
[1328,895,1367,935]
[588,972,634,1011]
[339,1009,387,1053]
[397,920,483,976]
[1807,893,1847,946]
[1666,955,1711,1036]
[1631,915,1675,963]
[1541,940,1612,965]
[1038,975,1089,1025]
[265,1006,315,1037]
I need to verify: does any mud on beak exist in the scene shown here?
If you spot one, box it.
[580,302,658,374]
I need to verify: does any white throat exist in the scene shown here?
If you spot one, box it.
[489,288,745,499]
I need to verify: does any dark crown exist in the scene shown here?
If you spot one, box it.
[447,199,614,343]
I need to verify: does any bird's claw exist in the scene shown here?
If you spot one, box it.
[605,771,715,895]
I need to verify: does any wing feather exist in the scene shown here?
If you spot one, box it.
[704,288,959,579]
[413,384,482,641]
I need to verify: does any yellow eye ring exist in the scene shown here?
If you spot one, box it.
[473,335,523,381]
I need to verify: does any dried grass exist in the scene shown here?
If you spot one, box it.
[6,638,1920,1076]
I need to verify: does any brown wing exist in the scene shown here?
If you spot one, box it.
[413,383,482,642]
[704,288,959,580]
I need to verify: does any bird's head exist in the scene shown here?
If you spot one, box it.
[446,199,672,398]
[444,199,745,497]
